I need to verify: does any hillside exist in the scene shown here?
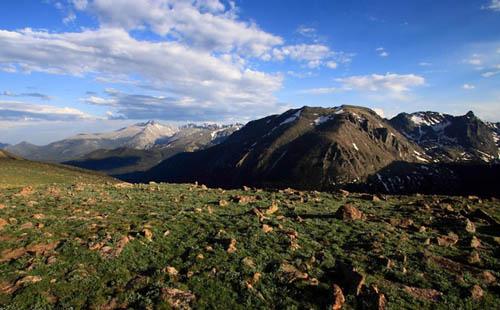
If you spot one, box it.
[143,106,427,188]
[139,106,499,195]
[0,150,115,188]
[0,182,498,308]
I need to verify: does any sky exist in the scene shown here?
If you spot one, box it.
[0,0,499,145]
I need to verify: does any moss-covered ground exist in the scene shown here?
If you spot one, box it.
[0,182,499,309]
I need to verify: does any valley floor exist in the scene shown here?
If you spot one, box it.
[0,182,499,309]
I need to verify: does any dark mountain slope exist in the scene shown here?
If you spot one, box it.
[389,111,499,162]
[144,106,425,189]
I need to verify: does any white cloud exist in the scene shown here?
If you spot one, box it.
[71,0,88,10]
[336,73,425,100]
[286,70,315,78]
[326,61,338,69]
[0,28,282,119]
[73,0,283,57]
[1,91,52,100]
[465,54,483,66]
[296,25,316,38]
[482,70,500,78]
[82,95,118,105]
[272,44,330,62]
[462,84,475,90]
[0,101,91,121]
[481,64,500,77]
[483,0,500,11]
[376,47,389,57]
[270,44,352,69]
[63,12,77,24]
[418,62,432,67]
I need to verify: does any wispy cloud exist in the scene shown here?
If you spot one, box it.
[376,47,389,57]
[1,91,52,100]
[336,73,425,100]
[483,0,500,11]
[300,73,425,100]
[462,84,475,90]
[0,101,91,121]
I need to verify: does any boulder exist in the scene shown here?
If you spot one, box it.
[331,284,345,310]
[334,204,365,221]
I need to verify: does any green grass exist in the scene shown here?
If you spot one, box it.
[0,158,115,188]
[0,182,499,309]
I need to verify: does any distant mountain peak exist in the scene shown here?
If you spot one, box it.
[136,120,161,127]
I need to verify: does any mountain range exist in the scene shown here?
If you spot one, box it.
[5,121,241,174]
[139,106,499,195]
[5,105,499,195]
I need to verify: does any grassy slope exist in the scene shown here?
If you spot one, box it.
[0,182,498,309]
[0,157,115,188]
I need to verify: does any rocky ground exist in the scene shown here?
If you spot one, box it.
[0,182,499,309]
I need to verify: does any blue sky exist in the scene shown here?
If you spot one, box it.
[0,0,499,144]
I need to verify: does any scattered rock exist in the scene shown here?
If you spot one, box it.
[337,262,365,295]
[46,256,57,265]
[436,233,459,247]
[32,213,45,220]
[337,189,350,198]
[165,266,178,277]
[19,222,34,230]
[389,218,414,229]
[279,263,308,283]
[332,284,345,310]
[265,201,279,215]
[403,286,442,302]
[160,287,196,309]
[470,236,481,248]
[232,195,255,205]
[26,241,60,255]
[251,208,267,222]
[16,186,33,197]
[0,281,16,294]
[245,272,261,289]
[16,275,42,286]
[0,218,8,230]
[226,238,237,254]
[468,251,481,264]
[242,257,256,269]
[114,182,133,189]
[142,229,153,241]
[218,199,229,207]
[262,224,273,233]
[114,236,130,257]
[0,247,27,263]
[334,204,365,221]
[470,285,483,300]
[465,219,476,233]
[480,271,496,285]
[243,186,251,191]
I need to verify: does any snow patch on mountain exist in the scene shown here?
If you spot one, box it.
[280,109,302,126]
